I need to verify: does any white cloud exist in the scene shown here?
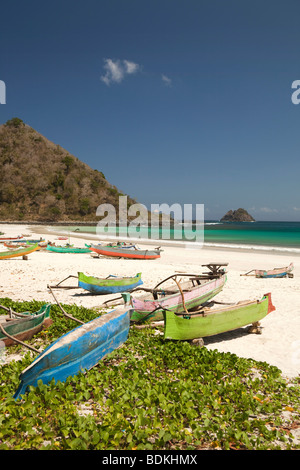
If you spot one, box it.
[123,60,139,74]
[100,58,140,86]
[293,207,300,211]
[162,74,172,86]
[259,207,278,213]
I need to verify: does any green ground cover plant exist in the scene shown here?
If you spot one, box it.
[0,298,299,450]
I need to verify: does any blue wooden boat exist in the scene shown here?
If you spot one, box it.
[13,297,132,399]
[78,272,143,294]
[242,262,294,278]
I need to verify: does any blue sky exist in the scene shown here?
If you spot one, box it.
[1,0,300,221]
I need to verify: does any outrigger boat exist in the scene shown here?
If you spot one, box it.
[129,264,227,322]
[163,293,275,341]
[0,236,23,243]
[4,239,45,249]
[50,272,143,295]
[13,292,132,400]
[0,243,39,259]
[78,272,143,294]
[0,304,52,347]
[242,262,294,278]
[89,244,161,260]
[46,245,91,254]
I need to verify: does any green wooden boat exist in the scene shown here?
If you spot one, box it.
[0,243,39,259]
[0,304,52,347]
[78,272,143,294]
[46,245,90,254]
[163,293,275,341]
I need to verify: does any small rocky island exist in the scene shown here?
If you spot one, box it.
[221,208,255,222]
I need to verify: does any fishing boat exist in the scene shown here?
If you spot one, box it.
[90,242,136,250]
[242,262,294,278]
[9,238,44,244]
[129,270,227,322]
[0,236,23,243]
[0,304,52,347]
[89,244,161,259]
[78,272,143,294]
[0,243,39,259]
[4,239,46,249]
[46,245,91,254]
[163,293,275,341]
[13,296,132,400]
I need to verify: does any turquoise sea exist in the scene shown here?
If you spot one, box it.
[56,221,300,254]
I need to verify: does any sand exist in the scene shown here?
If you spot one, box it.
[0,223,299,379]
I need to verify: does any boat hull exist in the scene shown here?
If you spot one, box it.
[0,304,52,346]
[255,263,294,278]
[0,243,39,259]
[90,245,161,259]
[78,272,143,294]
[46,245,91,253]
[163,293,275,341]
[14,306,131,399]
[130,274,227,322]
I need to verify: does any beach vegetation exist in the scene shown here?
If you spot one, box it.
[0,298,299,450]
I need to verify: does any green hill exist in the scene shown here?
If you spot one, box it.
[0,118,136,222]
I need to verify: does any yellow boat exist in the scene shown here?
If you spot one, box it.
[0,243,39,259]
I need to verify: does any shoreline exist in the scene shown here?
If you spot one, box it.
[0,223,299,379]
[32,224,300,257]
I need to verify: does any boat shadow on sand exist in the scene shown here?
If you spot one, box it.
[202,326,257,346]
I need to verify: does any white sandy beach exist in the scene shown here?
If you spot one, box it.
[0,223,299,379]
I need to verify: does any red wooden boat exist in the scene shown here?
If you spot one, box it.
[89,244,161,260]
[0,236,23,243]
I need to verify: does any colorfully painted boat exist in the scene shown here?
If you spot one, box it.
[0,236,23,243]
[0,243,39,259]
[4,239,45,248]
[163,293,275,341]
[90,242,137,250]
[0,304,52,347]
[46,245,91,254]
[242,263,294,278]
[13,299,132,400]
[130,272,227,322]
[89,244,161,259]
[78,272,143,294]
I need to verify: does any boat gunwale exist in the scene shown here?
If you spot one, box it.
[131,273,227,311]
